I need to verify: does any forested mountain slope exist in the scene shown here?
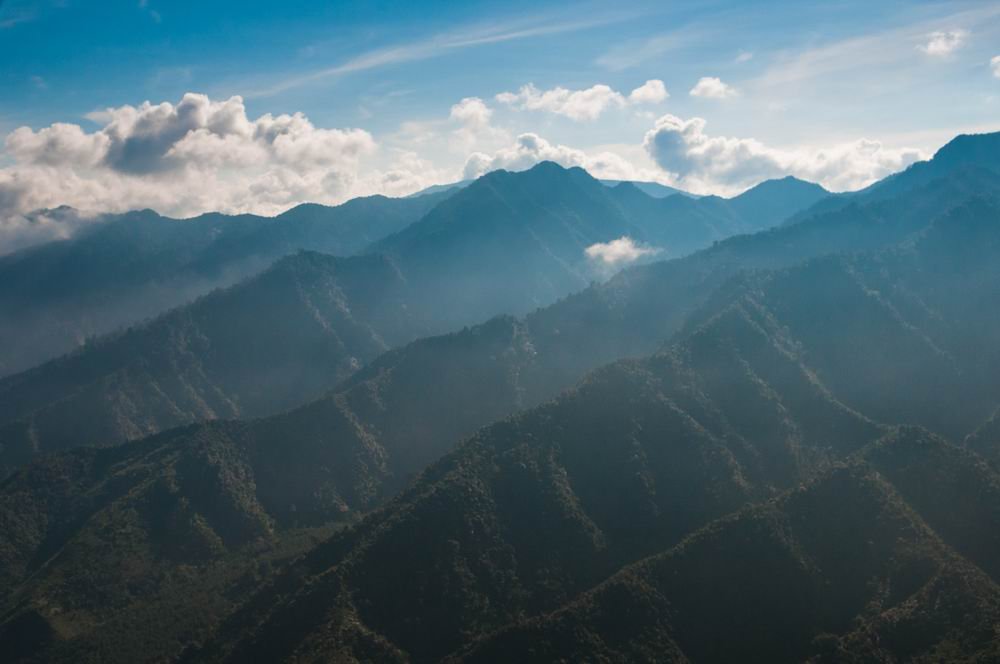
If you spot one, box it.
[3,175,1000,661]
[0,163,830,474]
[2,132,999,663]
[0,252,419,476]
[189,196,1000,663]
[0,192,449,377]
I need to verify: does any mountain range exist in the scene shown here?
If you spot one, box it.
[0,164,828,476]
[408,176,695,200]
[1,131,999,662]
[0,191,449,378]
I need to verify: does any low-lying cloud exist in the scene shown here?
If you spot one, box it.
[585,236,661,265]
[0,93,495,252]
[0,93,380,242]
[0,207,102,255]
[643,114,924,194]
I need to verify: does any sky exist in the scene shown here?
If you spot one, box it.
[1,0,999,250]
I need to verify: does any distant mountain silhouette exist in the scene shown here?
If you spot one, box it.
[0,192,449,376]
[600,178,696,198]
[408,175,696,200]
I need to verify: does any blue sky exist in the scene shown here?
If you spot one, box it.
[1,0,999,245]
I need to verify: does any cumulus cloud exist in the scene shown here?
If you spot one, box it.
[643,114,925,194]
[396,95,508,156]
[6,123,110,167]
[449,97,492,128]
[462,132,666,184]
[356,150,458,199]
[585,236,661,266]
[920,30,967,56]
[447,96,508,151]
[496,83,625,121]
[464,133,585,178]
[689,77,738,99]
[992,55,1000,78]
[0,93,388,249]
[496,80,667,121]
[627,80,669,104]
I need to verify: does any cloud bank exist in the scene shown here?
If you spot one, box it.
[643,114,924,194]
[1,93,380,221]
[0,89,933,254]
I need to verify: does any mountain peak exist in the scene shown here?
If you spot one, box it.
[460,160,595,197]
[859,130,1000,199]
[735,176,828,200]
[527,159,569,173]
[727,175,830,225]
[930,130,1000,170]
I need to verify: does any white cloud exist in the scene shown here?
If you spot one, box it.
[496,80,667,121]
[735,51,753,63]
[447,96,510,151]
[356,150,457,199]
[464,133,585,177]
[0,207,102,255]
[396,96,508,155]
[0,93,382,248]
[920,29,968,56]
[463,132,665,183]
[585,236,661,266]
[689,77,737,99]
[0,83,944,255]
[992,55,1000,78]
[643,113,925,194]
[627,80,669,104]
[496,83,626,121]
[449,97,492,128]
[6,123,111,167]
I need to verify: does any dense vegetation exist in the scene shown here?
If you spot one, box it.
[1,131,999,662]
[0,252,421,476]
[190,175,1000,663]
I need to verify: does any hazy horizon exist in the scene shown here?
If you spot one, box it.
[2,0,999,246]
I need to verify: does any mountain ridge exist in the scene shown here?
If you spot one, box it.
[2,131,1000,663]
